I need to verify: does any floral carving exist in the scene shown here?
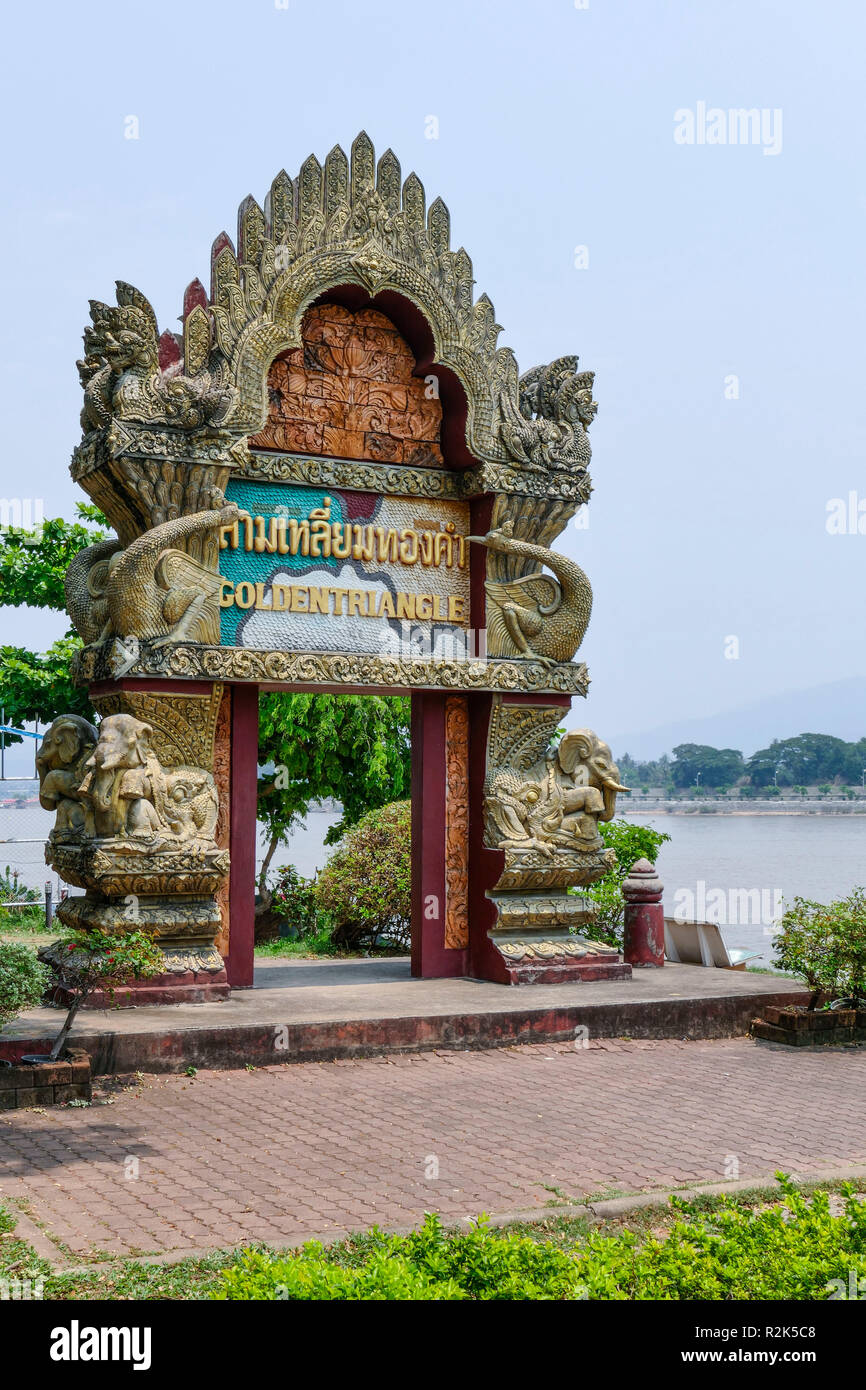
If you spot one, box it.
[444,695,469,949]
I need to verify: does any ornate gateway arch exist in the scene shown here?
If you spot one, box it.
[45,134,629,1000]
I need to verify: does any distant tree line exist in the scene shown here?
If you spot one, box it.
[618,733,866,792]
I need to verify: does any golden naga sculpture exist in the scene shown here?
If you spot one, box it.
[485,728,627,859]
[77,282,236,433]
[66,505,238,647]
[496,355,597,471]
[469,522,592,665]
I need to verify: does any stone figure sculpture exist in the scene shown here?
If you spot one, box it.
[37,701,229,992]
[63,713,221,847]
[78,714,165,839]
[36,715,99,837]
[485,728,627,858]
[481,701,632,980]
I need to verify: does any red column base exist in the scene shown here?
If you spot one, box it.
[622,858,666,968]
[51,969,231,1009]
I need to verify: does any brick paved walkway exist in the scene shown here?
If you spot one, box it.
[0,1038,864,1259]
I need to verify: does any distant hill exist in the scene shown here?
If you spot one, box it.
[607,676,866,761]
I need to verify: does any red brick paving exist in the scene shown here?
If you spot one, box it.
[0,1038,864,1258]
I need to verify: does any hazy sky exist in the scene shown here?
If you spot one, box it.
[1,0,863,746]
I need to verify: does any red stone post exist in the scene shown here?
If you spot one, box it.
[225,683,259,989]
[622,858,665,967]
[410,692,467,978]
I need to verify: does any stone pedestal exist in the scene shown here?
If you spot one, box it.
[477,696,632,985]
[622,858,665,967]
[40,683,231,1006]
[488,890,630,984]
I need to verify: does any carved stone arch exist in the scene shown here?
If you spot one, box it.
[59,131,625,1001]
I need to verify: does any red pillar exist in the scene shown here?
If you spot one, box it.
[226,683,258,988]
[622,858,665,967]
[411,692,467,977]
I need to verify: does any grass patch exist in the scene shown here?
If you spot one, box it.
[49,1250,238,1301]
[0,1204,51,1287]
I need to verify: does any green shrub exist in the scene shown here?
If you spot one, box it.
[215,1178,866,1301]
[579,818,669,947]
[216,1213,582,1301]
[314,800,410,951]
[574,1178,866,1300]
[0,941,49,1028]
[773,888,866,1005]
[269,865,319,939]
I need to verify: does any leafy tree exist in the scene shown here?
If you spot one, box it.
[0,506,108,741]
[617,752,673,788]
[671,744,744,789]
[746,733,856,788]
[256,693,411,917]
[0,506,108,613]
[0,637,95,733]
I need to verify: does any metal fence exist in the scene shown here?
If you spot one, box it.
[0,796,62,928]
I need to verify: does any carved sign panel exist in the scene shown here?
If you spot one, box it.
[219,481,471,658]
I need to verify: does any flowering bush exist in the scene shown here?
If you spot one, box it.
[269,865,319,939]
[314,800,410,951]
[41,929,164,1059]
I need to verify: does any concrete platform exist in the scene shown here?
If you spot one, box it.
[0,957,806,1074]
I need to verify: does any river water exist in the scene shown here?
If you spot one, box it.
[4,802,863,969]
[264,808,866,969]
[626,813,866,966]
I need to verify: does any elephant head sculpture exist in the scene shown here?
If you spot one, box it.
[557,729,629,824]
[78,713,166,839]
[36,715,99,836]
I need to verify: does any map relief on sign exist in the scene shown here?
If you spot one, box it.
[219,480,472,658]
